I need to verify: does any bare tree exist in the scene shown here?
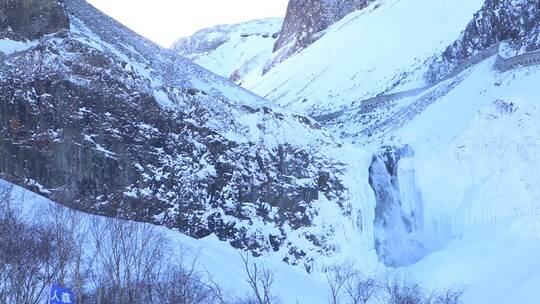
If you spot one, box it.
[206,271,230,304]
[425,287,465,304]
[345,273,379,304]
[0,183,14,301]
[88,217,168,304]
[323,262,357,304]
[0,217,56,303]
[383,273,426,304]
[41,205,92,303]
[0,184,58,304]
[153,264,216,304]
[240,253,279,304]
[382,273,465,304]
[0,182,288,304]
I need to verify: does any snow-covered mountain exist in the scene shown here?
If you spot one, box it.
[427,0,540,83]
[171,18,282,84]
[0,0,376,270]
[179,0,540,301]
[3,0,540,302]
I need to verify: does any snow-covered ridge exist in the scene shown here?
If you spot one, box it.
[65,0,271,108]
[426,0,540,83]
[265,0,377,73]
[0,38,37,54]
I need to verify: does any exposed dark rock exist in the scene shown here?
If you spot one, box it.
[427,0,540,82]
[0,0,70,40]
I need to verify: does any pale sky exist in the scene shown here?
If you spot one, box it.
[87,0,289,47]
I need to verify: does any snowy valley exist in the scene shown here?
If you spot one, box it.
[171,0,540,302]
[1,0,539,303]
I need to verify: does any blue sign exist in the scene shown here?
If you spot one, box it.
[49,284,76,304]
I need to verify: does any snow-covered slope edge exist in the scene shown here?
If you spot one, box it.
[265,0,378,74]
[427,0,540,83]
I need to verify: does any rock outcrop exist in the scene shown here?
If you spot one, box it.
[0,0,70,40]
[427,0,540,82]
[264,0,376,73]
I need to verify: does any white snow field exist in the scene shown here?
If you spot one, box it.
[0,38,38,55]
[242,0,485,116]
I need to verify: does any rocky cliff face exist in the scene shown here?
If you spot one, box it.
[427,0,540,82]
[0,0,69,40]
[265,0,376,73]
[0,0,354,267]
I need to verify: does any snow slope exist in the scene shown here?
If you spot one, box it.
[411,220,540,304]
[1,179,328,304]
[242,0,485,116]
[171,18,282,84]
[0,38,37,54]
[344,41,540,304]
[394,60,540,253]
